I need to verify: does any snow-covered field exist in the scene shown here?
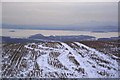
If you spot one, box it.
[2,41,119,78]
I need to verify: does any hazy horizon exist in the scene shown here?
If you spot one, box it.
[1,29,118,39]
[2,2,118,32]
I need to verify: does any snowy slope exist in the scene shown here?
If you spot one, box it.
[23,42,119,78]
[2,41,119,78]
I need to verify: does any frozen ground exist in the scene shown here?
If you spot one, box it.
[2,41,119,78]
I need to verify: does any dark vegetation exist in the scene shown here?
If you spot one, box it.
[79,40,120,59]
[2,40,119,78]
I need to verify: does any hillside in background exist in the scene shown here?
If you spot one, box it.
[1,34,119,43]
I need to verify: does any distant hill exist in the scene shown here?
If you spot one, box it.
[29,34,46,39]
[28,34,96,41]
[1,36,38,43]
[1,34,96,43]
[2,23,118,32]
[1,34,119,43]
[98,37,120,41]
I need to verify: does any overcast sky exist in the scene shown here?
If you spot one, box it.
[1,0,119,2]
[2,2,118,27]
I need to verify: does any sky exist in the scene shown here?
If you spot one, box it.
[2,2,118,31]
[1,0,119,2]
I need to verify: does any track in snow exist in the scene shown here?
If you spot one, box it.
[2,42,119,78]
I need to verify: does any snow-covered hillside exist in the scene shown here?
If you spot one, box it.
[2,41,119,78]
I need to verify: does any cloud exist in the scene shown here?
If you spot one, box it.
[1,0,119,2]
[2,2,118,26]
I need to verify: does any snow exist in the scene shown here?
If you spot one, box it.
[74,42,118,77]
[39,42,118,78]
[60,42,99,78]
[3,41,119,78]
